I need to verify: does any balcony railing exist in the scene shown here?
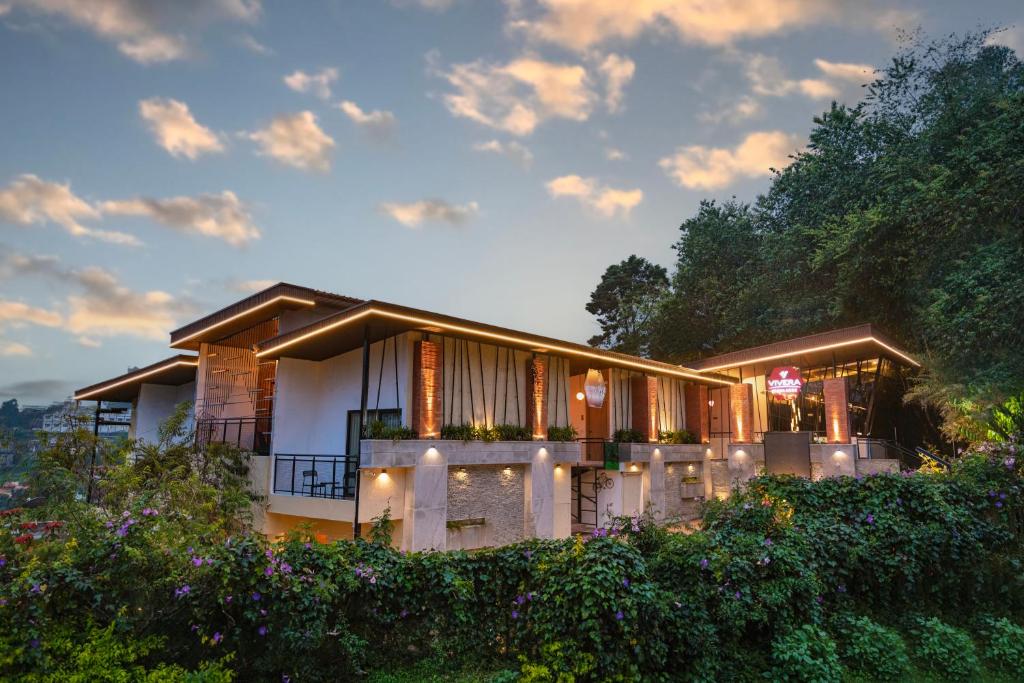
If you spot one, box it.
[196,417,271,456]
[273,454,357,500]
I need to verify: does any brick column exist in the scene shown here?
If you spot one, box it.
[412,340,442,438]
[630,376,659,442]
[823,377,851,443]
[526,356,547,440]
[729,383,754,443]
[684,384,709,443]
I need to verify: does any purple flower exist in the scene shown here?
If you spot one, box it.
[511,610,519,619]
[260,609,267,616]
[734,591,741,599]
[251,592,261,602]
[0,556,7,568]
[225,595,233,604]
[257,625,267,637]
[191,624,199,632]
[815,595,824,604]
[996,501,1004,508]
[29,638,39,649]
[865,514,875,525]
[515,595,526,605]
[615,610,624,621]
[174,585,191,599]
[1005,457,1016,469]
[524,550,533,559]
[623,578,631,588]
[369,576,377,584]
[763,538,772,546]
[837,584,847,593]
[142,508,158,517]
[212,632,223,644]
[700,558,709,569]
[999,493,1007,500]
[280,562,292,574]
[399,609,409,618]
[30,583,40,594]
[192,557,203,567]
[264,565,274,577]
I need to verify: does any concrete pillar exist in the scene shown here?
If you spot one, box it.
[645,448,666,521]
[729,383,754,443]
[630,376,659,441]
[526,357,547,439]
[412,340,442,438]
[823,377,851,443]
[402,445,448,551]
[684,384,709,443]
[529,445,555,538]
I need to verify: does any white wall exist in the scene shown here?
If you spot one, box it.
[272,333,412,456]
[134,382,195,444]
[437,339,571,429]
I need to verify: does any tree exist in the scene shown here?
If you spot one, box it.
[586,255,669,356]
[0,399,17,429]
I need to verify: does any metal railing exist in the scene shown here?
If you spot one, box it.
[273,454,358,500]
[855,438,951,471]
[196,417,271,456]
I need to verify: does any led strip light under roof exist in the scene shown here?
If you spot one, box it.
[694,336,920,373]
[173,295,316,346]
[75,359,199,400]
[256,307,735,385]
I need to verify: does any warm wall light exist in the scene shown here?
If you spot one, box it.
[575,391,585,401]
[629,464,639,472]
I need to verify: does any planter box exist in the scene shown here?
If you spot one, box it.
[616,442,705,463]
[360,439,580,468]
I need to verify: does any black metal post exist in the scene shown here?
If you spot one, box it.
[86,401,100,504]
[353,325,371,539]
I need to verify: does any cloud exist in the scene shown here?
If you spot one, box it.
[0,340,32,357]
[986,27,1024,55]
[0,248,194,341]
[237,33,272,55]
[432,52,595,136]
[597,53,635,112]
[76,336,101,348]
[812,58,874,84]
[139,97,224,160]
[659,130,802,190]
[745,53,839,99]
[698,95,762,124]
[227,278,277,293]
[2,0,261,64]
[545,174,643,217]
[0,299,63,327]
[473,139,533,167]
[284,67,338,100]
[101,190,260,247]
[337,100,397,140]
[378,199,479,228]
[0,174,139,246]
[392,0,456,10]
[604,147,626,161]
[0,379,73,401]
[507,0,893,52]
[247,111,335,172]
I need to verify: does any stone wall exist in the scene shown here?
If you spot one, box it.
[664,462,703,521]
[446,464,525,549]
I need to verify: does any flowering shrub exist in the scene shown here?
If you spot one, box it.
[1,433,1023,680]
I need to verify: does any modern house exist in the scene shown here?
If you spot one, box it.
[74,283,920,550]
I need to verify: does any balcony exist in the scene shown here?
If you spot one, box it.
[272,454,358,500]
[196,417,271,456]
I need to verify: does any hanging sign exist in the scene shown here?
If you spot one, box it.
[767,366,803,400]
[583,369,607,408]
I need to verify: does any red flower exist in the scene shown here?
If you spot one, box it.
[43,521,63,533]
[0,508,24,518]
[13,534,32,545]
[19,522,38,531]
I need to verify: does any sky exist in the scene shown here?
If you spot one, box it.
[0,0,1021,405]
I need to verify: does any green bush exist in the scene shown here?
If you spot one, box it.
[612,428,645,443]
[366,420,417,441]
[439,423,530,442]
[658,429,698,444]
[545,425,577,442]
[833,615,910,681]
[909,616,980,680]
[978,616,1024,674]
[769,623,842,682]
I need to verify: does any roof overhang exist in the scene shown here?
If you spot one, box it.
[683,324,920,374]
[255,300,735,386]
[169,282,362,350]
[74,355,198,402]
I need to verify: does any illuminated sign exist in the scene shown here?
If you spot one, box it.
[767,366,803,400]
[584,369,607,408]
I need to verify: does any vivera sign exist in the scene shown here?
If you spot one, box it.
[767,366,803,400]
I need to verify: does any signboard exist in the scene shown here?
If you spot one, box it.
[767,366,803,400]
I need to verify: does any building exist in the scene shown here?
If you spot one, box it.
[38,399,132,439]
[74,283,919,550]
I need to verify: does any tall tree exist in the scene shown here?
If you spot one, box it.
[586,255,669,356]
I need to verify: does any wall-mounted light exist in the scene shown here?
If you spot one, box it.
[575,391,585,401]
[629,464,639,472]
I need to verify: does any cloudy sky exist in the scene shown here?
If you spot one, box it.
[0,0,1021,403]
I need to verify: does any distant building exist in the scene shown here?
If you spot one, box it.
[39,400,131,439]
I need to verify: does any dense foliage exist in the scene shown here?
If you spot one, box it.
[589,32,1024,437]
[3,412,1023,680]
